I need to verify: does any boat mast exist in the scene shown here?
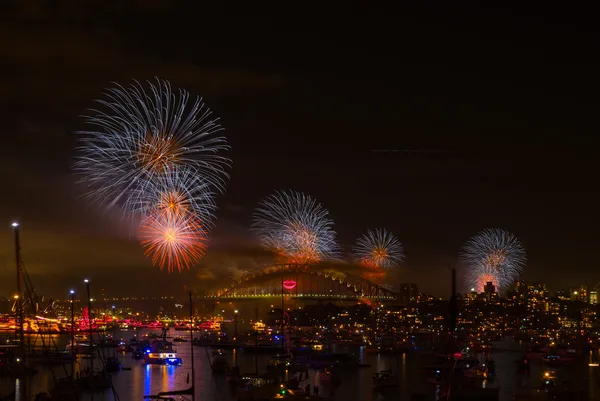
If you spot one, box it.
[281,277,285,351]
[188,291,195,400]
[444,265,458,400]
[12,222,25,357]
[84,278,93,373]
[448,266,457,350]
[70,289,76,378]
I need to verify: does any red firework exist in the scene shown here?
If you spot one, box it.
[139,209,208,273]
[473,273,499,293]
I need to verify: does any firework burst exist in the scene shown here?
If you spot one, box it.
[354,229,404,271]
[461,228,526,293]
[74,78,229,215]
[130,167,217,222]
[252,190,340,264]
[139,209,209,273]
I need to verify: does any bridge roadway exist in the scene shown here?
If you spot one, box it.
[202,293,397,300]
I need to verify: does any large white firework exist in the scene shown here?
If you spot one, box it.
[461,228,526,293]
[354,229,404,271]
[74,78,229,216]
[252,190,340,263]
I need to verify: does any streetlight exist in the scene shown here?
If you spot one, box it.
[233,309,239,369]
[12,221,24,356]
[234,310,239,341]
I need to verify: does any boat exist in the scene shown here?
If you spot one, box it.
[542,354,565,365]
[65,341,91,355]
[372,370,397,388]
[236,374,281,401]
[75,334,88,342]
[143,328,183,366]
[307,352,360,369]
[242,336,283,353]
[143,341,182,366]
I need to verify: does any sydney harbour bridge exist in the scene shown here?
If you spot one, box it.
[205,263,397,302]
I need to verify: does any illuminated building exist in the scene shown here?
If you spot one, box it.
[556,289,570,301]
[399,283,418,304]
[590,291,598,305]
[483,282,498,302]
[579,286,588,303]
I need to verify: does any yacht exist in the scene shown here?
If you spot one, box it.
[143,340,182,366]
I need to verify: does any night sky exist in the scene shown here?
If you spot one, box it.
[1,3,599,298]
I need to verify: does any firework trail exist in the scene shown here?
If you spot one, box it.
[139,208,209,273]
[461,228,526,293]
[74,78,229,215]
[252,190,340,264]
[354,229,404,271]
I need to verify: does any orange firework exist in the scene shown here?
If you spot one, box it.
[285,224,321,264]
[139,209,208,273]
[157,189,191,215]
[137,133,180,175]
[353,229,404,281]
[483,250,507,268]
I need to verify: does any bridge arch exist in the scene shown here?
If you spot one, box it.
[206,264,397,300]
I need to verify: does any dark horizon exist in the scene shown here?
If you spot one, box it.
[1,3,599,298]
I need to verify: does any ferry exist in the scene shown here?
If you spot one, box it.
[144,345,182,366]
[143,330,183,366]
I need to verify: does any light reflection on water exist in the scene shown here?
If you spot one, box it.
[1,331,599,401]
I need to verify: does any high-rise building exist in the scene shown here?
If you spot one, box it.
[515,280,526,294]
[483,282,498,302]
[590,291,598,305]
[579,286,588,303]
[399,283,418,304]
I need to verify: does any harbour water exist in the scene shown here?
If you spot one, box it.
[1,330,600,400]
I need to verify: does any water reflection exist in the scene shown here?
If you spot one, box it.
[14,378,21,401]
[144,364,151,397]
[3,331,600,401]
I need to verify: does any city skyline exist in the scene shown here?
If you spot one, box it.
[1,4,599,298]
